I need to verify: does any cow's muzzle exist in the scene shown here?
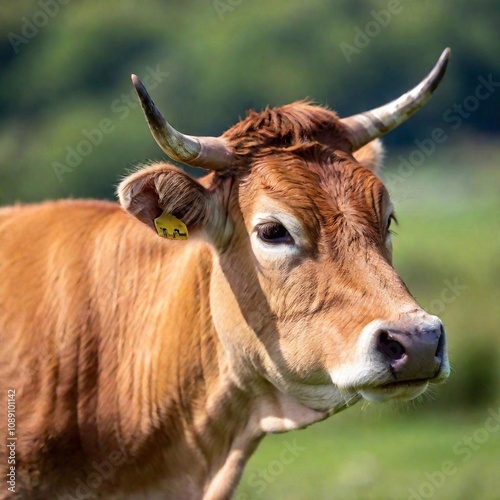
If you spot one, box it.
[376,319,446,382]
[329,314,450,402]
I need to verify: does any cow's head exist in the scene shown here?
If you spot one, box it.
[119,50,451,412]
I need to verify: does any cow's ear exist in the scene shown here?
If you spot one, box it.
[118,163,228,243]
[353,138,384,173]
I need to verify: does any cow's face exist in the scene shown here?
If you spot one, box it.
[205,143,449,411]
[121,49,451,411]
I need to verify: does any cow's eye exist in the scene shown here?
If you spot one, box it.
[257,222,294,244]
[387,213,398,235]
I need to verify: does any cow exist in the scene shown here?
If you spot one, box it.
[0,49,451,499]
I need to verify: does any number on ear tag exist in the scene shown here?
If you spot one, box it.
[154,212,189,240]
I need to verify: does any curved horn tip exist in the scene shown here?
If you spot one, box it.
[130,75,158,117]
[435,47,451,79]
[131,74,147,95]
[441,47,451,62]
[425,48,451,96]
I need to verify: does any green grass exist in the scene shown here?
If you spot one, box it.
[237,406,500,499]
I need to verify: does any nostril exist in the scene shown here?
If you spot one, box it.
[377,330,406,361]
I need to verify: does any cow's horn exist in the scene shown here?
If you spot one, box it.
[342,48,451,151]
[131,75,232,170]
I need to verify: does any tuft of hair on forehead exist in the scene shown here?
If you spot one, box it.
[222,100,353,166]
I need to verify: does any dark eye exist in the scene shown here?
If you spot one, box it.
[257,222,294,244]
[387,213,398,235]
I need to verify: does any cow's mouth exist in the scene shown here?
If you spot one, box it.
[358,379,430,403]
[356,359,450,403]
[380,377,432,390]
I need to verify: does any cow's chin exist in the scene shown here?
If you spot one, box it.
[275,379,361,413]
[359,381,429,403]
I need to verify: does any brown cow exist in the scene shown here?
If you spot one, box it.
[0,49,451,499]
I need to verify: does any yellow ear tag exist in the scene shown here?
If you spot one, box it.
[154,212,189,240]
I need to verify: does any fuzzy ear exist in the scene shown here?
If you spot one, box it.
[118,163,228,243]
[352,138,384,173]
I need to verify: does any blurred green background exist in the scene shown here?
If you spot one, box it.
[1,1,498,498]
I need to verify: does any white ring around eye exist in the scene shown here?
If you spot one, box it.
[250,211,305,260]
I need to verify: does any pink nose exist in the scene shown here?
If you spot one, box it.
[376,320,445,381]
